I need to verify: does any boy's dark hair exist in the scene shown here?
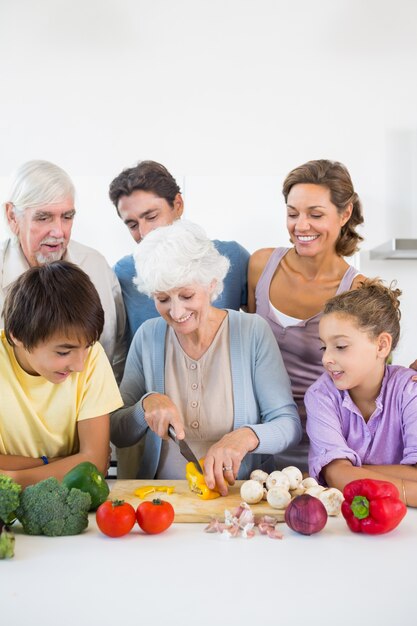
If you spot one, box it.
[3,261,104,350]
[109,160,181,213]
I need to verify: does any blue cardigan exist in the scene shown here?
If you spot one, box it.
[111,310,302,479]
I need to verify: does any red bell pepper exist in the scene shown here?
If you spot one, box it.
[341,479,407,535]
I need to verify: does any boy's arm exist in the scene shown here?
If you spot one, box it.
[1,414,110,489]
[0,454,49,470]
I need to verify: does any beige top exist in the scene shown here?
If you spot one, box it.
[156,314,234,479]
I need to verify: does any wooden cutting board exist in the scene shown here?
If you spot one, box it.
[109,480,286,523]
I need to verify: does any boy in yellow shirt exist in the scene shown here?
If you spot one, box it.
[0,260,123,487]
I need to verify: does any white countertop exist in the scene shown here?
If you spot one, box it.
[4,507,416,626]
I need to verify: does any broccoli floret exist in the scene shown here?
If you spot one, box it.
[16,477,91,536]
[0,474,22,524]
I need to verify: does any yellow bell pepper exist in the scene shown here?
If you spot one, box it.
[185,458,221,500]
[134,485,175,499]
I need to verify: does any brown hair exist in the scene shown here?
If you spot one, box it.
[282,159,364,257]
[109,160,181,213]
[3,261,104,350]
[323,278,402,350]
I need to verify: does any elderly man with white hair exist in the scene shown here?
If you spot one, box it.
[1,160,126,378]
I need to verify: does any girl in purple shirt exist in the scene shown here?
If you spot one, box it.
[306,279,417,507]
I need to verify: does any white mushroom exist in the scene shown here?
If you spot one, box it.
[305,485,327,497]
[240,479,264,504]
[290,485,306,497]
[266,486,292,509]
[318,488,344,516]
[250,469,269,484]
[266,471,290,491]
[281,466,303,490]
[301,476,319,489]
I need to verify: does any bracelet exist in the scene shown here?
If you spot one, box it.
[401,479,408,506]
[40,455,49,465]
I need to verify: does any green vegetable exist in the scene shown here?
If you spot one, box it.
[0,523,15,559]
[0,474,22,525]
[16,477,91,536]
[62,461,109,511]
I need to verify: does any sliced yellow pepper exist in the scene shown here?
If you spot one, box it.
[134,485,175,499]
[185,458,220,500]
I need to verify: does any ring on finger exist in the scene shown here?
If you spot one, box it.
[222,465,233,472]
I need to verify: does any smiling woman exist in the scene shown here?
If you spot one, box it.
[248,160,365,472]
[110,220,302,493]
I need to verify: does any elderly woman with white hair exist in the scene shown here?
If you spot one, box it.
[111,220,301,494]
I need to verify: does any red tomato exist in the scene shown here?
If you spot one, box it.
[96,499,136,537]
[136,498,175,534]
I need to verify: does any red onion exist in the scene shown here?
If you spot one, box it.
[285,494,328,535]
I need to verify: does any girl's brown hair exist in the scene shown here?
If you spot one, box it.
[282,159,364,257]
[323,278,402,350]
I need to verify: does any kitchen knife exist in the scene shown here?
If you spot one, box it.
[168,425,204,474]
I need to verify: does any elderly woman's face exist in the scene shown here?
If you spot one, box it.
[154,283,214,334]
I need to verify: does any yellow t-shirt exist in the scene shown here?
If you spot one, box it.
[0,331,123,458]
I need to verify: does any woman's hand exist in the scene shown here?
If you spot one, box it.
[142,393,185,440]
[204,427,259,496]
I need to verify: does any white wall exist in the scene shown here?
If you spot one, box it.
[1,0,417,364]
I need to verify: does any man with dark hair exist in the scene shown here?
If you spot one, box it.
[109,160,250,347]
[0,261,123,488]
[109,160,250,478]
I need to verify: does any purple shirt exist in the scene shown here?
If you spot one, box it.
[305,365,417,482]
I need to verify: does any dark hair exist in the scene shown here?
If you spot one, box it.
[3,261,104,350]
[282,159,364,257]
[109,160,181,213]
[323,278,402,350]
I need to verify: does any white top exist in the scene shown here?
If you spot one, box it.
[269,301,303,327]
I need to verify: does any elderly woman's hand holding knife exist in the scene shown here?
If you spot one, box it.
[143,393,260,495]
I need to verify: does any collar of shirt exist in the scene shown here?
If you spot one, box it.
[340,365,388,420]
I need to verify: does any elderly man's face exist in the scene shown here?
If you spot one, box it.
[117,190,183,243]
[7,198,76,267]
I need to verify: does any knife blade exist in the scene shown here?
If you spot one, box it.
[168,425,204,474]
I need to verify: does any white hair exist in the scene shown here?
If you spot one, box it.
[4,160,75,217]
[133,220,230,301]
